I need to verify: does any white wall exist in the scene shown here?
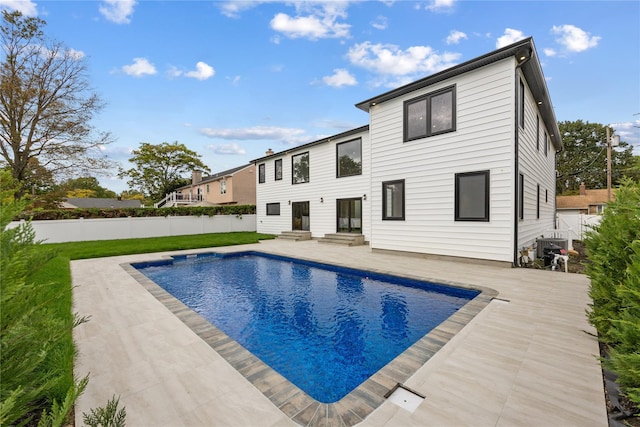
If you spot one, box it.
[256,129,371,238]
[369,59,516,263]
[8,215,256,243]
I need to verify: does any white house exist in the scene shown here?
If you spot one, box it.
[253,37,562,266]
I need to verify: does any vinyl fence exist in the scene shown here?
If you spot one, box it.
[8,214,257,243]
[556,213,601,243]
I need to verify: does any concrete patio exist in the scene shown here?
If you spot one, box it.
[72,239,607,426]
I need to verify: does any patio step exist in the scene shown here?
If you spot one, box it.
[318,233,365,246]
[278,231,312,241]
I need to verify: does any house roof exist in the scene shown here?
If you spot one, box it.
[251,125,369,163]
[556,189,613,210]
[176,164,253,191]
[62,198,142,209]
[355,37,562,152]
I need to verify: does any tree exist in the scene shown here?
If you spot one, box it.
[118,142,210,202]
[0,11,114,198]
[556,120,636,194]
[61,176,116,198]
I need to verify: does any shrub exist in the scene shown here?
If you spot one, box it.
[585,178,640,406]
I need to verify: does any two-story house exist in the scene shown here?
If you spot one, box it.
[253,37,562,266]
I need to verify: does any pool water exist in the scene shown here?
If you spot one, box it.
[134,252,478,403]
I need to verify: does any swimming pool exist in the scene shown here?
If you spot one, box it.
[132,251,479,403]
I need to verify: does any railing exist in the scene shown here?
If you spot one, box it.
[154,192,203,208]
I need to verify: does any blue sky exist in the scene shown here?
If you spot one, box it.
[2,0,639,193]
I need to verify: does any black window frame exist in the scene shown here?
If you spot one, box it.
[536,115,540,151]
[258,163,265,184]
[519,79,525,129]
[544,132,548,157]
[403,85,456,142]
[545,189,548,203]
[266,203,280,216]
[274,159,283,181]
[291,152,309,185]
[519,173,525,220]
[336,138,363,178]
[536,184,540,219]
[382,179,405,221]
[454,170,490,222]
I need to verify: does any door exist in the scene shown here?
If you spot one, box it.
[337,198,362,233]
[292,201,310,231]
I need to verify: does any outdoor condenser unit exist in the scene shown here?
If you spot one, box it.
[536,237,569,258]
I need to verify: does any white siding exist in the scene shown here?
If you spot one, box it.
[256,130,371,238]
[369,59,516,262]
[517,69,558,253]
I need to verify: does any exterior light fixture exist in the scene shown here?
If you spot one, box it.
[363,194,367,201]
[320,197,324,203]
[288,200,291,205]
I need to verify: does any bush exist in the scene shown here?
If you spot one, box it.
[585,178,640,406]
[17,205,256,221]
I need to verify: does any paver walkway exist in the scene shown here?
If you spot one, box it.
[73,239,607,426]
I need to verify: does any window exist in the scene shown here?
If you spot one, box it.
[519,79,525,129]
[258,163,265,184]
[337,139,362,178]
[536,115,540,151]
[206,184,210,193]
[404,86,456,141]
[382,180,405,220]
[519,174,524,220]
[544,132,548,156]
[266,203,280,216]
[274,159,283,181]
[455,171,490,222]
[545,189,548,203]
[292,152,309,184]
[536,184,540,219]
[220,180,226,194]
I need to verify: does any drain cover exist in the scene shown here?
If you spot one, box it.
[387,385,425,413]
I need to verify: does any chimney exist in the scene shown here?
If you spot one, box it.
[192,170,203,185]
[265,148,274,156]
[579,183,586,196]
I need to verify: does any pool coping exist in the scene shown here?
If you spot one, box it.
[121,250,498,427]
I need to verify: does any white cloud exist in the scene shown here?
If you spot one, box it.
[270,2,351,40]
[611,120,640,149]
[544,48,557,57]
[200,126,309,145]
[68,48,85,60]
[210,143,246,155]
[551,24,600,52]
[227,75,241,86]
[446,30,467,45]
[425,0,455,12]
[99,0,136,24]
[0,0,37,16]
[496,28,527,48]
[321,68,357,87]
[347,41,461,77]
[185,62,215,80]
[218,0,265,18]
[371,16,388,30]
[122,58,156,77]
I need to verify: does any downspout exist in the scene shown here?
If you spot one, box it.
[513,53,532,267]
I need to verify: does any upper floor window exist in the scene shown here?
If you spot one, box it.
[404,86,456,141]
[275,159,283,181]
[519,79,525,129]
[455,170,490,222]
[536,115,540,151]
[220,180,226,194]
[544,132,548,156]
[292,152,309,184]
[382,180,405,220]
[337,138,362,178]
[258,163,265,184]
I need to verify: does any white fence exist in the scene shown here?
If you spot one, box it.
[8,215,257,243]
[556,213,601,243]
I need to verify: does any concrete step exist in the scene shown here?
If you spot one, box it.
[318,233,365,246]
[277,231,312,241]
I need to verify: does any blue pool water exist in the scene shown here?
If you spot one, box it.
[133,251,478,403]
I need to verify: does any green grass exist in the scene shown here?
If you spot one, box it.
[44,231,276,259]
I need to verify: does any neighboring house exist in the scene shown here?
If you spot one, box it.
[61,198,142,209]
[556,183,613,215]
[253,37,562,266]
[156,164,256,208]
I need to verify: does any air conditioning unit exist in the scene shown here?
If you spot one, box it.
[536,237,568,258]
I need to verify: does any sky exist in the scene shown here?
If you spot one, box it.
[2,0,639,194]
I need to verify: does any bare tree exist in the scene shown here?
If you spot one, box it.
[0,10,114,197]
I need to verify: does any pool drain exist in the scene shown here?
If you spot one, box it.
[385,384,425,413]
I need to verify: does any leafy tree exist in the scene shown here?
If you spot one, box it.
[556,120,636,194]
[118,141,210,202]
[292,153,309,184]
[338,155,361,177]
[61,176,116,198]
[0,11,114,198]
